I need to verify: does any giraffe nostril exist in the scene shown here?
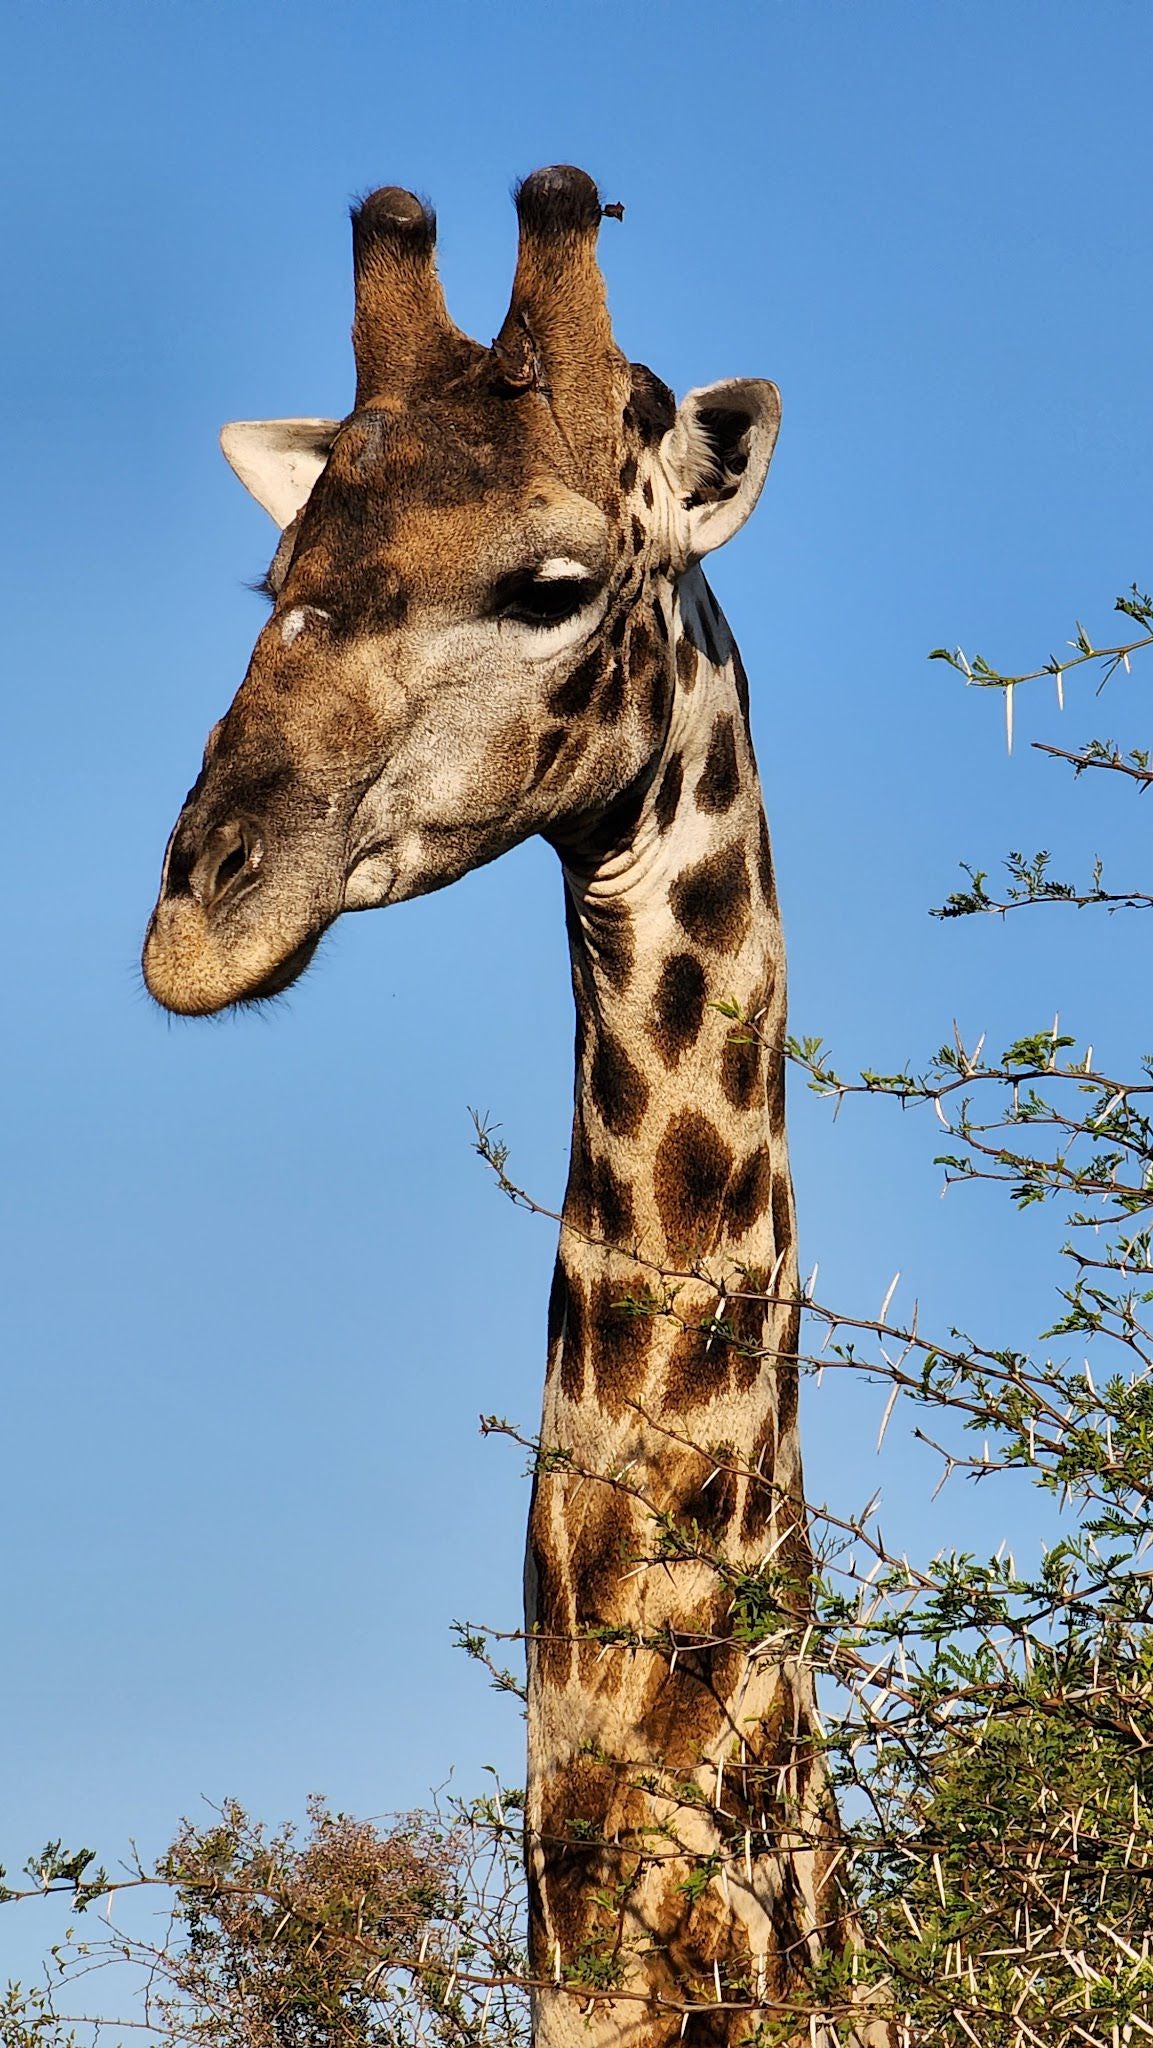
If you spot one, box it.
[188,819,264,911]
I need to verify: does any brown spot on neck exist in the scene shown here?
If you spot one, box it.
[695,713,740,814]
[586,1273,654,1414]
[590,1028,649,1136]
[728,1143,774,1235]
[650,951,708,1067]
[654,1108,735,1256]
[670,844,751,952]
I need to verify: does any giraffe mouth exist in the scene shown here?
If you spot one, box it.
[236,930,324,1004]
[143,785,354,1014]
[141,839,340,1017]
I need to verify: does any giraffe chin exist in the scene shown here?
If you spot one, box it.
[141,901,324,1016]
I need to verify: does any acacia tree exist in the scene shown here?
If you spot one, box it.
[5,590,1152,2048]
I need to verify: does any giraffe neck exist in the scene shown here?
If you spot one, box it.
[525,570,858,2048]
[561,563,789,1290]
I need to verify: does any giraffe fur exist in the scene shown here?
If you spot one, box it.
[142,165,889,2048]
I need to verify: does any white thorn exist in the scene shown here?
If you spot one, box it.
[876,1381,901,1452]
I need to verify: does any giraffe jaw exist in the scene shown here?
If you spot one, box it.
[341,848,399,913]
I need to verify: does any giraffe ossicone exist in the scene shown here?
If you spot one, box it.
[143,165,885,2048]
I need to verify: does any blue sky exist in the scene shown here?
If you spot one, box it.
[2,0,1151,1987]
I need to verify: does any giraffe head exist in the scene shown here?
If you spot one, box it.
[143,167,779,1014]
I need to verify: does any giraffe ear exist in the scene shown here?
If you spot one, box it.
[659,380,781,562]
[219,419,340,529]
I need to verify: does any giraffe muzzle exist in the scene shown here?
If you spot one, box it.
[142,802,338,1015]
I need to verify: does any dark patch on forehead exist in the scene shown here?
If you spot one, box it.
[619,454,638,493]
[325,404,497,511]
[675,635,698,691]
[348,561,408,637]
[549,650,602,718]
[728,1145,774,1236]
[651,952,707,1068]
[670,843,751,952]
[630,513,646,554]
[695,714,740,814]
[642,476,654,510]
[588,1275,653,1415]
[590,1029,649,1137]
[290,399,528,623]
[654,754,683,834]
[654,1109,735,1254]
[296,467,385,558]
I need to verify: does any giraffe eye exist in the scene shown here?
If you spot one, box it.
[494,571,597,629]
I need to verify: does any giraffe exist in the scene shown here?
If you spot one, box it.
[143,168,881,2048]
